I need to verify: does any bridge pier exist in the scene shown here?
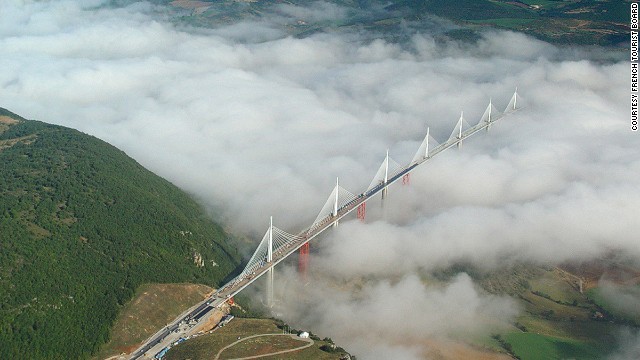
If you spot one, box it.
[357,202,366,222]
[402,173,410,185]
[266,267,274,307]
[298,242,309,280]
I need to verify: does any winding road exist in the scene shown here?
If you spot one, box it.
[213,334,314,360]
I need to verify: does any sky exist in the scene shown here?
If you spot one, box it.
[0,1,637,359]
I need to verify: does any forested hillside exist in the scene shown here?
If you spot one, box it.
[159,0,627,46]
[0,108,240,359]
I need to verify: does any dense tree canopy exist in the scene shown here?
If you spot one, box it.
[0,108,240,359]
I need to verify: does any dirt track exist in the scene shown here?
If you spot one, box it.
[213,334,314,360]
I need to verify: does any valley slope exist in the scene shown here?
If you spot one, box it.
[0,108,241,359]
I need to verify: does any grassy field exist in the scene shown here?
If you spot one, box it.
[477,264,636,359]
[517,0,567,8]
[162,0,628,46]
[588,286,640,325]
[411,0,626,46]
[504,332,605,360]
[166,318,347,360]
[221,335,311,359]
[468,18,535,29]
[93,283,213,359]
[529,269,584,305]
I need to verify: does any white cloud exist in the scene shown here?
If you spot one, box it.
[608,329,640,360]
[274,272,518,360]
[599,279,640,319]
[275,1,350,24]
[0,1,635,358]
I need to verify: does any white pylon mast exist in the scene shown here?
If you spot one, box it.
[486,100,492,132]
[384,149,389,184]
[514,87,518,110]
[457,111,463,149]
[266,216,274,307]
[334,177,339,216]
[267,216,273,262]
[333,177,339,227]
[425,127,430,158]
[382,149,390,199]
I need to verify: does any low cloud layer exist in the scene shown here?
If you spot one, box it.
[0,1,635,358]
[273,271,518,360]
[599,279,640,319]
[608,329,640,360]
[318,182,639,277]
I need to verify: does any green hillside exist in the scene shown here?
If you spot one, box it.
[0,108,241,359]
[156,0,627,46]
[409,0,628,46]
[476,263,638,359]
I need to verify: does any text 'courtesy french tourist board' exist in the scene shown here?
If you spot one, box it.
[631,2,638,131]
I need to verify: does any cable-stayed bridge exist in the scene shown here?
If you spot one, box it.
[131,90,522,359]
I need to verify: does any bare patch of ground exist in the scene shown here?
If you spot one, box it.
[560,260,640,290]
[194,307,226,333]
[170,0,212,14]
[0,134,37,151]
[94,283,214,360]
[0,115,19,125]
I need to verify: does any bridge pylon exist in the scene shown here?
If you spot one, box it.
[333,177,339,227]
[486,99,493,132]
[412,127,439,164]
[424,127,430,159]
[448,111,470,150]
[266,217,274,307]
[382,149,390,199]
[505,87,518,113]
[456,111,464,149]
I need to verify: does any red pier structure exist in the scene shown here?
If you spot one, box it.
[298,242,310,278]
[357,202,366,222]
[402,173,410,185]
